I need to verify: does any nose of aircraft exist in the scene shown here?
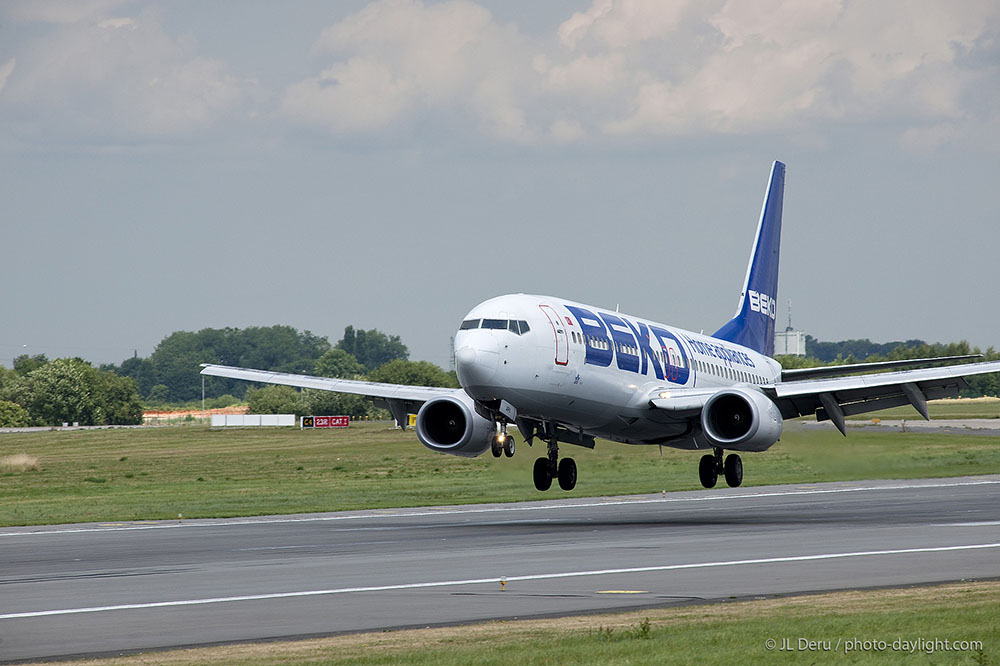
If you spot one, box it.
[455,337,499,388]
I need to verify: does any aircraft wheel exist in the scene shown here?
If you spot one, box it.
[503,435,515,458]
[724,454,743,488]
[699,454,718,489]
[491,438,502,458]
[557,457,577,491]
[533,457,552,491]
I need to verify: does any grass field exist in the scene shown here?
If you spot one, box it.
[46,580,999,665]
[1,420,999,527]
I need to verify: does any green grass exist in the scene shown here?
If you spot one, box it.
[1,422,999,527]
[52,581,999,665]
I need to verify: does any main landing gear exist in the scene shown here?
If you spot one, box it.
[699,447,743,489]
[533,439,576,492]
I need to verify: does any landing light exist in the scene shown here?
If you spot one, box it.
[659,391,672,399]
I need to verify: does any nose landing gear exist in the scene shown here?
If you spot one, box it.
[491,425,516,458]
[699,447,743,488]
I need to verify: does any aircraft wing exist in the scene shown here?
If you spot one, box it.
[199,364,463,428]
[770,360,1000,434]
[780,354,982,381]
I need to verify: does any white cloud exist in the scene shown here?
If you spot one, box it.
[282,57,414,133]
[278,0,998,151]
[97,17,134,29]
[604,0,1000,139]
[2,7,247,139]
[3,0,996,151]
[281,0,534,140]
[0,58,15,95]
[558,0,693,50]
[0,0,133,25]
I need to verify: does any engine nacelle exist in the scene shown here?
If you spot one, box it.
[415,394,495,458]
[701,388,783,452]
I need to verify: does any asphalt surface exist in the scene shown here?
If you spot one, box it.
[2,476,999,662]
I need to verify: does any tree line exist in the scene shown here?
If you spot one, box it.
[0,325,456,426]
[3,327,997,428]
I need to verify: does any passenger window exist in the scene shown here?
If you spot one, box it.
[460,319,480,330]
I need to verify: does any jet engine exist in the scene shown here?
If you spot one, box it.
[701,388,783,452]
[415,394,495,458]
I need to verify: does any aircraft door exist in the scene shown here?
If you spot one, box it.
[538,304,569,366]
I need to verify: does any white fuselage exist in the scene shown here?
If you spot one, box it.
[454,294,783,449]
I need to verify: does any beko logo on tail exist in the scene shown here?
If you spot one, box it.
[748,290,776,320]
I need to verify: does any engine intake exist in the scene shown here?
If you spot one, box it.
[701,388,782,452]
[416,394,494,458]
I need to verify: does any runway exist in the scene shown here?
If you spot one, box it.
[2,476,999,662]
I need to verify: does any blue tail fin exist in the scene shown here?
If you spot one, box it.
[712,161,785,357]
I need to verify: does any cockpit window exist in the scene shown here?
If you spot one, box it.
[459,318,531,335]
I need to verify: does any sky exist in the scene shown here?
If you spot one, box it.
[2,0,998,370]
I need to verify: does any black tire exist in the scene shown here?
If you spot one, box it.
[699,454,718,489]
[533,457,552,491]
[724,454,743,488]
[557,457,577,491]
[503,435,515,458]
[491,438,502,458]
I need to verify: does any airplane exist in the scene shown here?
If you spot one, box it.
[201,161,1000,492]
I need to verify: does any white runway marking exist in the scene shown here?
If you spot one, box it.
[1,478,998,538]
[3,542,997,620]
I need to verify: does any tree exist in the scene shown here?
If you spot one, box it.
[94,371,144,425]
[3,358,143,426]
[103,356,157,399]
[13,354,48,376]
[0,400,29,427]
[146,384,171,405]
[314,349,364,379]
[246,385,302,415]
[336,326,408,372]
[120,325,334,403]
[367,359,458,387]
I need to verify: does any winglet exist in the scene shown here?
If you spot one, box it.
[712,161,785,357]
